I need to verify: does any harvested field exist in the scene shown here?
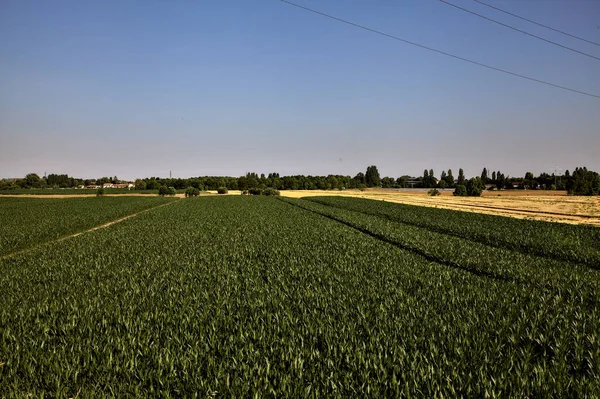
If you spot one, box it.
[280,189,600,226]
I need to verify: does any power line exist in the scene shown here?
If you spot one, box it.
[277,0,600,99]
[470,0,600,47]
[439,0,600,62]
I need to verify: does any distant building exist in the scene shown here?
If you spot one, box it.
[102,183,134,189]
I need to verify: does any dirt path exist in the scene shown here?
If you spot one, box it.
[0,200,178,261]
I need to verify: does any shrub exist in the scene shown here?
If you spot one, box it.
[550,184,557,191]
[428,188,440,196]
[158,186,176,196]
[217,187,228,195]
[248,188,262,196]
[453,184,467,197]
[185,187,200,197]
[262,187,280,196]
[466,178,485,197]
[96,187,105,197]
[358,184,367,192]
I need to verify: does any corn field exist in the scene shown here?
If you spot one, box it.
[1,196,598,397]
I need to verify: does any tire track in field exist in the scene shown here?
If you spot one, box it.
[305,198,599,269]
[280,198,513,283]
[0,200,179,261]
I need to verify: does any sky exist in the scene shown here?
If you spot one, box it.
[1,0,599,180]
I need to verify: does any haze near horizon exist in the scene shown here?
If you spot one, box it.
[1,0,599,181]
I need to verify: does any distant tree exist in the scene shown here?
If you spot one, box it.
[237,176,249,191]
[481,168,488,184]
[396,176,408,188]
[365,166,381,187]
[445,169,455,188]
[457,169,466,187]
[217,187,228,194]
[353,172,366,186]
[158,186,170,196]
[185,187,200,197]
[438,180,447,189]
[523,172,535,189]
[146,179,160,190]
[25,173,43,188]
[466,177,485,197]
[96,187,105,197]
[381,177,396,188]
[567,167,600,195]
[453,184,467,196]
[327,175,340,190]
[134,179,147,190]
[440,171,447,185]
[429,169,435,187]
[262,187,280,196]
[422,169,430,188]
[97,177,111,185]
[47,174,72,188]
[491,171,496,183]
[244,172,259,189]
[496,173,506,190]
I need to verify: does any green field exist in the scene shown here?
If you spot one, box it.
[0,188,149,195]
[0,197,177,256]
[1,196,598,397]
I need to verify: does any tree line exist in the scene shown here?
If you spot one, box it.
[1,166,598,196]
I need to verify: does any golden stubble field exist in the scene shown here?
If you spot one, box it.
[279,189,600,226]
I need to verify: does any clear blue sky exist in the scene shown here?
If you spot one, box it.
[1,0,599,180]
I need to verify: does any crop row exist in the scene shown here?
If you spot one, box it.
[304,196,600,266]
[279,197,600,297]
[0,196,177,256]
[1,196,598,396]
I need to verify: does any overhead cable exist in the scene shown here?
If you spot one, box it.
[439,0,600,62]
[278,0,600,99]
